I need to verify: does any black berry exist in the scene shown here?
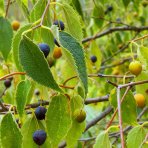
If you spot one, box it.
[53,20,65,30]
[38,43,50,58]
[54,38,60,47]
[90,55,97,63]
[35,106,47,120]
[33,130,47,146]
[107,6,113,11]
[4,79,11,88]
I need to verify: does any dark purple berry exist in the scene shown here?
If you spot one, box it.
[4,79,11,88]
[53,20,65,30]
[107,6,113,11]
[54,38,60,47]
[33,130,47,146]
[90,55,97,63]
[35,106,47,120]
[38,43,50,58]
[8,77,13,81]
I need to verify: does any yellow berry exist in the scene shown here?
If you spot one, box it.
[73,109,86,123]
[134,94,145,108]
[11,20,20,31]
[129,61,142,76]
[53,47,62,59]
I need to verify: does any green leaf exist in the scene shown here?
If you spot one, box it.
[110,88,137,125]
[0,17,13,60]
[92,3,104,28]
[21,116,51,148]
[15,80,31,118]
[66,95,86,148]
[12,24,31,71]
[135,71,148,106]
[90,41,102,70]
[71,0,84,20]
[93,131,111,148]
[138,46,148,70]
[30,0,47,22]
[122,0,131,8]
[0,0,4,16]
[46,94,72,147]
[127,125,147,148]
[1,113,22,148]
[41,27,55,52]
[59,31,88,95]
[16,0,30,21]
[62,3,83,41]
[19,35,62,92]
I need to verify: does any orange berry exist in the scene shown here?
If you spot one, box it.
[53,47,62,59]
[129,61,142,76]
[12,20,20,31]
[134,94,145,108]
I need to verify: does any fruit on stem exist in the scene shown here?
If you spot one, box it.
[12,20,20,31]
[53,47,62,59]
[73,109,86,123]
[38,43,50,58]
[90,55,97,63]
[53,20,65,30]
[54,38,60,47]
[4,79,11,88]
[129,61,142,76]
[35,106,47,120]
[33,130,47,146]
[134,93,145,108]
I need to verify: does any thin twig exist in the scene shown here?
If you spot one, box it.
[106,86,131,129]
[101,32,139,64]
[82,26,148,43]
[85,94,109,105]
[31,0,50,30]
[117,87,124,148]
[0,72,26,81]
[130,34,148,42]
[63,74,133,86]
[100,56,136,70]
[84,106,113,132]
[5,0,11,18]
[119,80,148,88]
[137,106,148,121]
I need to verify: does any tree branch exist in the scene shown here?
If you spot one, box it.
[85,94,109,105]
[106,86,131,129]
[84,106,113,132]
[117,87,124,148]
[82,26,148,43]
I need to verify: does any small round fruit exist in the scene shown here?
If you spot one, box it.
[142,0,148,7]
[73,109,86,123]
[34,89,40,96]
[53,47,62,59]
[33,130,47,146]
[4,79,11,88]
[53,20,65,30]
[35,106,47,120]
[54,38,60,47]
[48,57,56,67]
[11,20,20,31]
[38,43,50,58]
[134,94,145,108]
[90,55,97,63]
[129,61,142,76]
[107,6,113,11]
